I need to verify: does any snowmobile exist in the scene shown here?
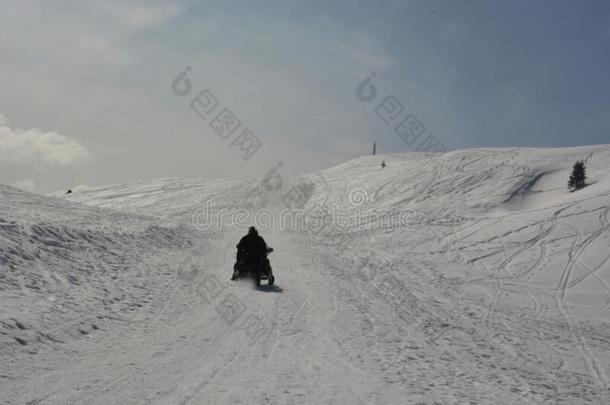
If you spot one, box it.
[231,247,275,286]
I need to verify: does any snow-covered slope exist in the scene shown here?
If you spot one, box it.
[0,184,194,354]
[2,145,610,404]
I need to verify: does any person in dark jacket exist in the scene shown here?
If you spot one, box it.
[233,226,272,280]
[237,226,267,263]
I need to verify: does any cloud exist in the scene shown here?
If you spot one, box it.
[96,1,181,30]
[0,116,88,165]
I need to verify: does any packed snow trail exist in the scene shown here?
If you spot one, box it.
[2,146,610,403]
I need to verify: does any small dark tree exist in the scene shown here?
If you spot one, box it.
[568,160,587,192]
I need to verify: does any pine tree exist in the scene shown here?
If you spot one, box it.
[568,160,587,192]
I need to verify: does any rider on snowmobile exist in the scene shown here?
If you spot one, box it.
[232,226,272,280]
[237,226,267,261]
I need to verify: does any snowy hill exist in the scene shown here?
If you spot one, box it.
[2,145,610,404]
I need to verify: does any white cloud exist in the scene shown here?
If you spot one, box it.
[0,116,88,165]
[97,1,182,30]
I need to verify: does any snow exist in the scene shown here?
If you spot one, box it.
[2,145,610,404]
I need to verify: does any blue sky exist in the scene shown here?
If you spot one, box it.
[0,0,609,192]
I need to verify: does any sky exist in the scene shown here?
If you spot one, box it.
[1,0,609,193]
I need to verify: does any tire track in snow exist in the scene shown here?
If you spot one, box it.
[553,219,609,389]
[564,206,610,290]
[483,204,577,329]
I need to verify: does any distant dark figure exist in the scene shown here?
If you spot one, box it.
[66,189,72,194]
[232,226,273,282]
[237,226,267,262]
[568,160,587,192]
[381,160,386,168]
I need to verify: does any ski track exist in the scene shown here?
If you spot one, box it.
[3,146,610,403]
